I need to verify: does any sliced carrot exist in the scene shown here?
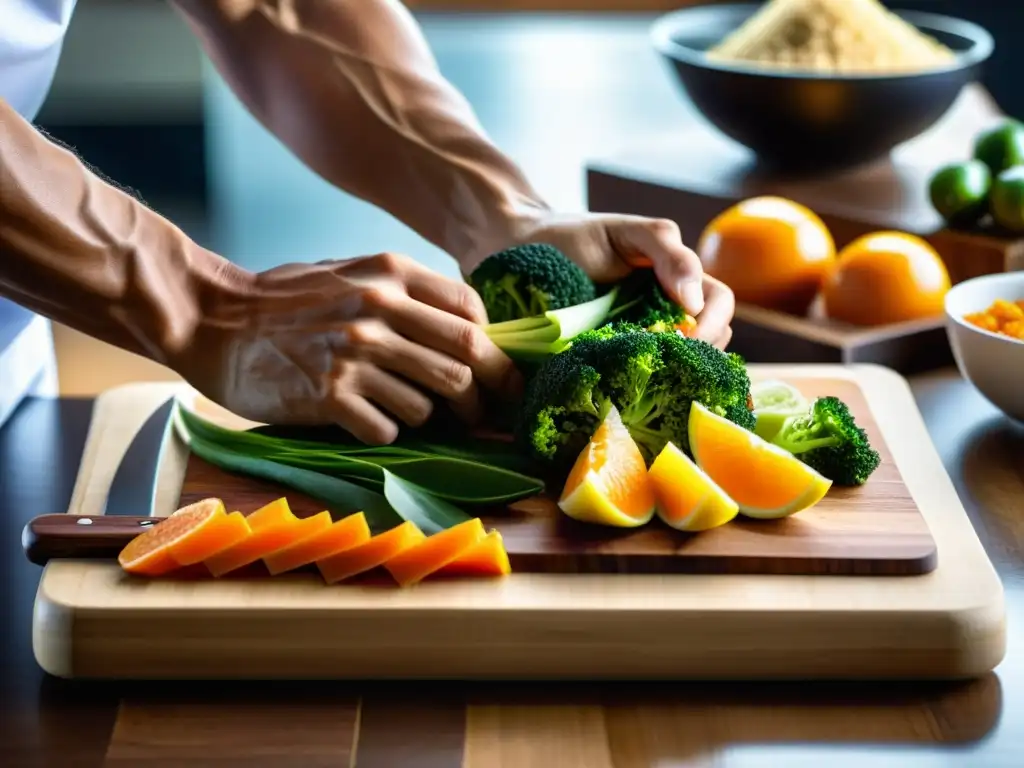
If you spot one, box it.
[316,521,425,585]
[209,512,329,577]
[245,497,295,529]
[171,510,251,566]
[119,498,231,576]
[435,530,511,578]
[263,512,371,576]
[203,498,301,577]
[383,518,487,587]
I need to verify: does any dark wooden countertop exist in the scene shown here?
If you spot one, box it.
[1,367,1022,767]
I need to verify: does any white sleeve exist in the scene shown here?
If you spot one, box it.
[0,0,78,121]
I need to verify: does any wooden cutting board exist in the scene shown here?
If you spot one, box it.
[31,364,1006,681]
[177,377,935,576]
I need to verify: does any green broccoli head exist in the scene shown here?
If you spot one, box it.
[607,269,695,334]
[518,329,754,469]
[769,396,881,486]
[468,243,596,323]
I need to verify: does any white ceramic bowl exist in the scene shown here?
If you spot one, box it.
[944,272,1024,423]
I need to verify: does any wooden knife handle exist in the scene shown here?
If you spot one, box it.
[22,514,157,566]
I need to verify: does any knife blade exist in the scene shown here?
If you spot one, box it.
[22,396,177,566]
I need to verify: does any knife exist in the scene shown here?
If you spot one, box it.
[22,396,177,566]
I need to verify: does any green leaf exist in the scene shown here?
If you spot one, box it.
[184,432,403,533]
[381,469,473,535]
[175,397,544,498]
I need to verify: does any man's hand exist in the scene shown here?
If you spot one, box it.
[178,253,523,445]
[487,212,736,349]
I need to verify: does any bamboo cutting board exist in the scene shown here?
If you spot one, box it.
[31,364,1006,681]
[177,376,935,576]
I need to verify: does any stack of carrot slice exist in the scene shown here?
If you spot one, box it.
[117,496,512,586]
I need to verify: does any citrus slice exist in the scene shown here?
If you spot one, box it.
[688,401,832,519]
[557,405,656,528]
[118,498,248,576]
[436,531,512,577]
[203,497,301,577]
[316,521,425,584]
[648,442,739,532]
[263,512,371,575]
[750,379,810,441]
[383,518,487,587]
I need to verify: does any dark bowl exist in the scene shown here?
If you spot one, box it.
[650,4,994,172]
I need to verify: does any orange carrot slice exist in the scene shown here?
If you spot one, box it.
[172,510,251,566]
[203,498,301,577]
[260,510,332,561]
[119,498,241,576]
[316,521,425,585]
[383,518,487,587]
[263,512,371,575]
[245,497,295,528]
[435,530,511,578]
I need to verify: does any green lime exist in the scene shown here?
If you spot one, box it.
[973,119,1024,175]
[928,160,991,227]
[990,166,1024,233]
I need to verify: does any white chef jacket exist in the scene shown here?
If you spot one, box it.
[0,0,78,426]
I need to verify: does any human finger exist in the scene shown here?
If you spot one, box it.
[326,390,398,446]
[356,366,435,428]
[341,251,490,325]
[614,218,705,316]
[693,275,735,344]
[711,325,733,351]
[373,293,524,399]
[404,266,490,325]
[338,319,484,425]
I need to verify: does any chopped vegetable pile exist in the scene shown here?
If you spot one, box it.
[518,325,754,471]
[134,240,886,581]
[119,497,511,587]
[963,298,1024,341]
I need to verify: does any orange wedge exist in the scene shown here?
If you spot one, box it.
[688,401,832,519]
[383,518,487,587]
[203,497,302,577]
[435,530,511,577]
[648,442,738,532]
[316,521,425,584]
[119,498,248,576]
[263,512,371,575]
[557,405,656,527]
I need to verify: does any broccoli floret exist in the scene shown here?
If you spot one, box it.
[607,269,696,334]
[518,329,754,469]
[769,396,881,486]
[468,243,596,323]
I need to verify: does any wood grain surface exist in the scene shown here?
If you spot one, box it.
[28,365,1005,681]
[176,377,937,576]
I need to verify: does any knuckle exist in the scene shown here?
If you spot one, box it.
[345,319,383,348]
[454,282,483,316]
[331,360,362,392]
[371,251,409,276]
[454,322,486,363]
[442,359,473,394]
[650,217,680,238]
[359,284,397,311]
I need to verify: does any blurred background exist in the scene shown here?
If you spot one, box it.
[23,0,1024,395]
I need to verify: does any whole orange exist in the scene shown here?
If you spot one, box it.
[696,196,836,315]
[822,231,951,326]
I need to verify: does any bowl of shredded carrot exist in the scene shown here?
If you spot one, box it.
[945,271,1024,423]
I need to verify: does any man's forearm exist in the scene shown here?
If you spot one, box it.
[171,0,549,270]
[0,98,251,365]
